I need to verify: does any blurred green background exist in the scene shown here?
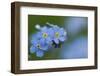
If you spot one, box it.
[28,15,88,61]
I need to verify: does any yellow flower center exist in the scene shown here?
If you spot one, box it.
[55,32,59,38]
[42,33,48,38]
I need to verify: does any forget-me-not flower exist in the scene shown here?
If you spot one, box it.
[30,23,67,57]
[52,26,67,44]
[37,26,53,45]
[30,34,49,57]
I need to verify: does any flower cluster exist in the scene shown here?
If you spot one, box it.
[30,23,67,57]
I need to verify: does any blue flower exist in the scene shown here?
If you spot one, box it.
[30,23,67,57]
[37,26,53,45]
[30,35,49,57]
[30,46,44,57]
[52,26,67,44]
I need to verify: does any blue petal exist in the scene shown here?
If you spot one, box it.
[53,26,60,32]
[31,34,37,44]
[42,45,49,51]
[40,38,45,42]
[32,40,39,47]
[36,50,44,57]
[41,26,48,32]
[40,38,45,45]
[36,32,42,39]
[31,39,34,44]
[59,37,66,42]
[59,28,64,35]
[46,37,52,44]
[40,39,49,50]
[48,28,54,36]
[54,38,59,44]
[30,46,36,53]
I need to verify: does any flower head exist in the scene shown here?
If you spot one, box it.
[52,26,67,44]
[38,26,53,44]
[30,23,67,57]
[30,34,49,57]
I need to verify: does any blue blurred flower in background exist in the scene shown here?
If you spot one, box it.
[61,37,88,59]
[65,17,87,36]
